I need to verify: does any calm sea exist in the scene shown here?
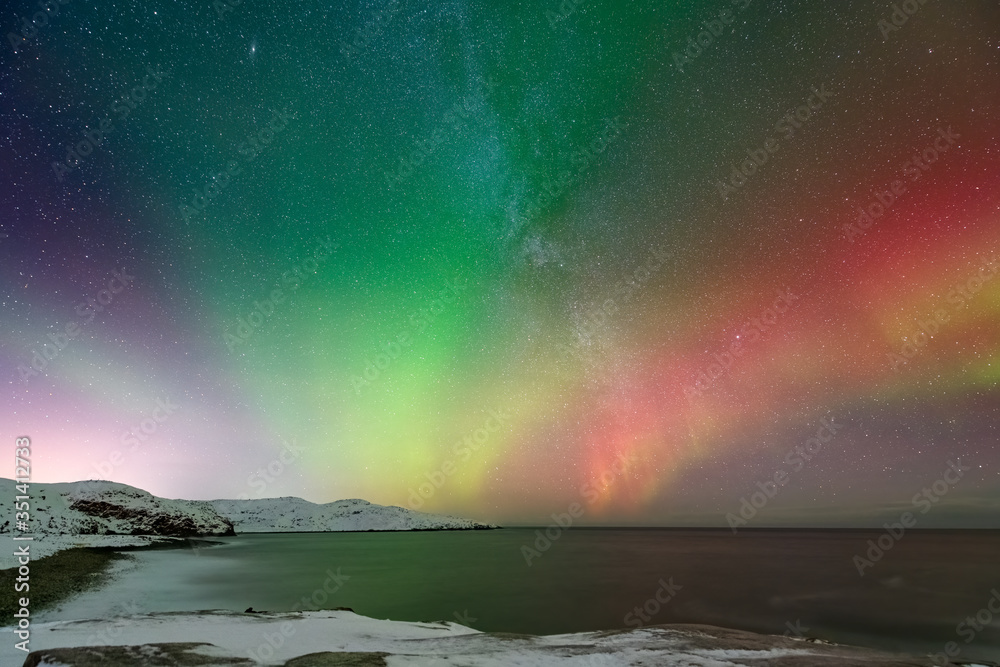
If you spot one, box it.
[58,529,1000,663]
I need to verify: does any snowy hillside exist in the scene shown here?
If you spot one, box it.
[0,478,495,567]
[209,496,497,532]
[0,478,235,539]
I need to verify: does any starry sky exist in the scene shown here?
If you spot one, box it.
[2,0,999,527]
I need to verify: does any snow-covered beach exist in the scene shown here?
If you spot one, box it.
[7,607,976,666]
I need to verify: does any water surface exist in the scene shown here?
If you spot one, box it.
[52,529,1000,663]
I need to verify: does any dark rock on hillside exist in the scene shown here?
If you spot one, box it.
[69,499,236,537]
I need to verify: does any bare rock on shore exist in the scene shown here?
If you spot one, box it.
[13,609,968,666]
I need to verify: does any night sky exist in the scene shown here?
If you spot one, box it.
[2,0,998,527]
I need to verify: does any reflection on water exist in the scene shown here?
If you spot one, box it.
[61,529,1000,663]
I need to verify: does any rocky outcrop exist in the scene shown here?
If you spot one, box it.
[0,478,236,540]
[22,643,255,666]
[68,499,236,537]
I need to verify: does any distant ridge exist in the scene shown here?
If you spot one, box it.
[0,478,496,567]
[209,495,497,532]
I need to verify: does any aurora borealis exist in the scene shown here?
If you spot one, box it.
[2,0,998,527]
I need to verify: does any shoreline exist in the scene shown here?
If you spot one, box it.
[9,608,989,667]
[5,536,999,667]
[0,525,500,570]
[0,547,130,620]
[0,529,495,623]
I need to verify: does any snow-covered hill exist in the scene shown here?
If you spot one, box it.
[0,478,495,567]
[209,496,497,532]
[0,478,235,539]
